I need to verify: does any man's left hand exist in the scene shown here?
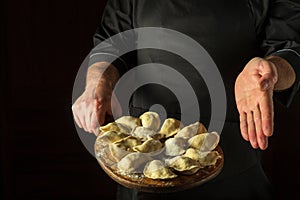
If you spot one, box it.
[235,57,278,150]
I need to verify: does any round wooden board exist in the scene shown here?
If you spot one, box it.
[95,142,224,193]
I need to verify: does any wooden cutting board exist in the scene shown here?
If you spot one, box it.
[95,142,224,193]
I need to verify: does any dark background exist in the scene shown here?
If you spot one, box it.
[1,0,299,199]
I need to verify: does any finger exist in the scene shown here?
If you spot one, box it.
[72,105,83,128]
[264,137,269,151]
[78,110,88,132]
[253,105,267,150]
[239,112,249,141]
[91,100,101,132]
[258,75,274,91]
[259,93,274,137]
[258,59,274,75]
[73,112,83,128]
[74,102,89,132]
[85,105,94,133]
[258,61,277,91]
[92,128,100,136]
[91,111,100,135]
[95,99,106,126]
[247,111,258,149]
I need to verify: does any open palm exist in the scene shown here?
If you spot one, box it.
[235,57,278,150]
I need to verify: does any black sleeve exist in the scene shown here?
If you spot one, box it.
[88,0,135,76]
[258,0,300,107]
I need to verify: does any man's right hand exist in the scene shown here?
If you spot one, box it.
[71,62,121,135]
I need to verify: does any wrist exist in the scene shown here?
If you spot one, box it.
[86,62,120,90]
[265,56,296,91]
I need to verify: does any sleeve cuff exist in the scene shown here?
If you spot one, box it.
[88,52,128,76]
[270,49,300,107]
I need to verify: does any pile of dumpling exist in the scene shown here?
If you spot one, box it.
[96,111,221,180]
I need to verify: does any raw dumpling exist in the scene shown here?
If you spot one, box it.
[167,156,201,175]
[112,136,142,151]
[131,126,158,141]
[133,138,163,154]
[115,116,141,130]
[159,118,182,138]
[188,132,220,151]
[97,131,129,143]
[143,160,177,179]
[139,111,161,131]
[117,152,151,174]
[199,151,221,167]
[109,143,131,161]
[100,122,130,134]
[184,148,221,167]
[183,148,205,161]
[109,136,142,161]
[164,137,187,156]
[175,122,207,139]
[164,156,181,166]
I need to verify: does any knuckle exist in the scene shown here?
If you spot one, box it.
[72,104,81,112]
[83,99,91,106]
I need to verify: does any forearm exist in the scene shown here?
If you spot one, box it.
[86,62,120,91]
[266,56,296,91]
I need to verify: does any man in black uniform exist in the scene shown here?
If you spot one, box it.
[72,0,300,199]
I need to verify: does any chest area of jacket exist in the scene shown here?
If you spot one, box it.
[132,0,257,60]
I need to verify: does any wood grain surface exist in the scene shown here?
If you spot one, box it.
[95,141,224,193]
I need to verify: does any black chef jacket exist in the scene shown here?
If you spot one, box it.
[89,0,300,199]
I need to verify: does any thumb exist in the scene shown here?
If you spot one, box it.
[259,77,271,91]
[259,73,277,91]
[258,60,278,91]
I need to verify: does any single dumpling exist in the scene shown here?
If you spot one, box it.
[117,152,151,174]
[199,151,221,167]
[188,132,220,151]
[131,126,158,141]
[167,156,201,175]
[109,136,142,161]
[143,160,177,179]
[115,116,141,130]
[175,122,207,139]
[97,131,129,144]
[184,148,220,167]
[109,143,131,161]
[112,136,142,152]
[183,148,205,161]
[100,122,131,134]
[164,137,187,157]
[139,111,161,131]
[159,118,182,138]
[133,138,163,154]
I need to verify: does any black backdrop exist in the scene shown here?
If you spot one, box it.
[1,0,299,199]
